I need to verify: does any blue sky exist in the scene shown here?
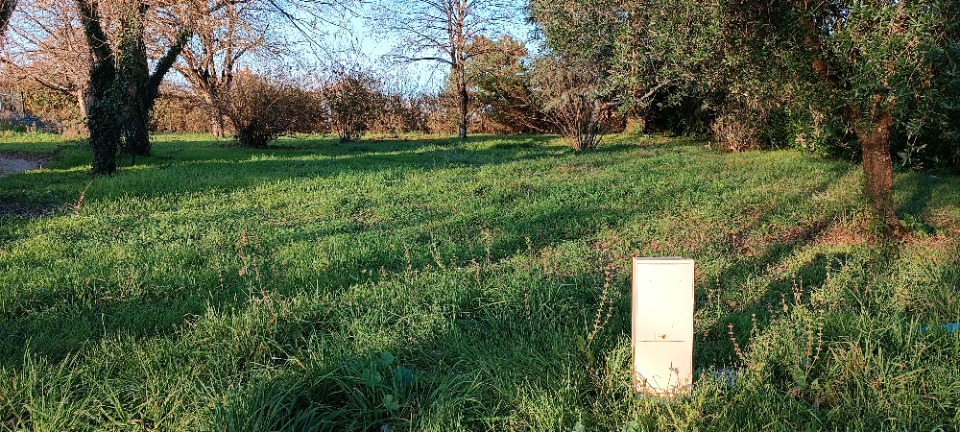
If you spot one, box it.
[311,1,538,94]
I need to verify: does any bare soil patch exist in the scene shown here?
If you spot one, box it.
[0,152,47,179]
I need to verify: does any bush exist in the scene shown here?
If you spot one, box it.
[217,71,322,148]
[322,71,381,143]
[529,55,612,151]
[150,87,212,134]
[711,103,764,152]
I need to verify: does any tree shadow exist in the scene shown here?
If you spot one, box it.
[0,141,647,369]
[0,135,620,212]
[204,265,611,431]
[6,132,942,429]
[898,174,937,218]
[0,133,853,375]
[0,285,248,369]
[695,248,852,368]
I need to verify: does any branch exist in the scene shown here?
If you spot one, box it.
[146,26,192,110]
[74,0,112,63]
[398,55,454,65]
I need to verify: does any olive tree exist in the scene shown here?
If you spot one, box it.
[549,0,960,236]
[528,0,619,149]
[754,1,960,235]
[529,55,610,151]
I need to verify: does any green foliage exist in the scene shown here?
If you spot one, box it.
[462,35,543,134]
[527,55,612,150]
[532,0,960,171]
[2,133,960,430]
[528,0,619,69]
[610,0,722,115]
[21,88,83,131]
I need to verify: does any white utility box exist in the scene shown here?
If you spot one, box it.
[632,257,695,396]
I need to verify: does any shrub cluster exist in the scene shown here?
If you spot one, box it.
[216,71,323,148]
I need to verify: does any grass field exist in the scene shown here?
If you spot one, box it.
[1,132,959,431]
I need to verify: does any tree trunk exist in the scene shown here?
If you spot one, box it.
[0,0,15,37]
[88,58,121,174]
[124,107,150,156]
[121,24,190,157]
[199,84,227,137]
[211,113,225,137]
[855,108,902,236]
[122,52,152,157]
[76,88,92,119]
[77,0,120,175]
[209,98,226,138]
[456,66,468,140]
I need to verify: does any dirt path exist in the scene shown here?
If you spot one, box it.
[0,154,43,179]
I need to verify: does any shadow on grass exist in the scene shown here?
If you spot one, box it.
[2,133,951,415]
[689,174,847,367]
[0,167,648,371]
[0,286,243,368]
[0,135,593,210]
[899,174,937,218]
[0,134,847,374]
[696,249,853,367]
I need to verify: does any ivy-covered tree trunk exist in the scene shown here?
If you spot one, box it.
[0,0,15,37]
[77,0,120,175]
[87,58,121,174]
[854,104,903,236]
[455,64,469,140]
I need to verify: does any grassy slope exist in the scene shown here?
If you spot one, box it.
[0,133,958,431]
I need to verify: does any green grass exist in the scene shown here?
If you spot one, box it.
[1,133,959,431]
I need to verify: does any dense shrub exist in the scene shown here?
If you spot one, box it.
[322,71,381,143]
[9,85,83,133]
[529,55,612,151]
[711,102,767,153]
[369,93,431,135]
[217,71,323,148]
[150,87,212,134]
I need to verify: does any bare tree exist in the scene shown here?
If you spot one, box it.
[369,0,517,140]
[0,0,93,118]
[176,0,355,137]
[175,1,265,137]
